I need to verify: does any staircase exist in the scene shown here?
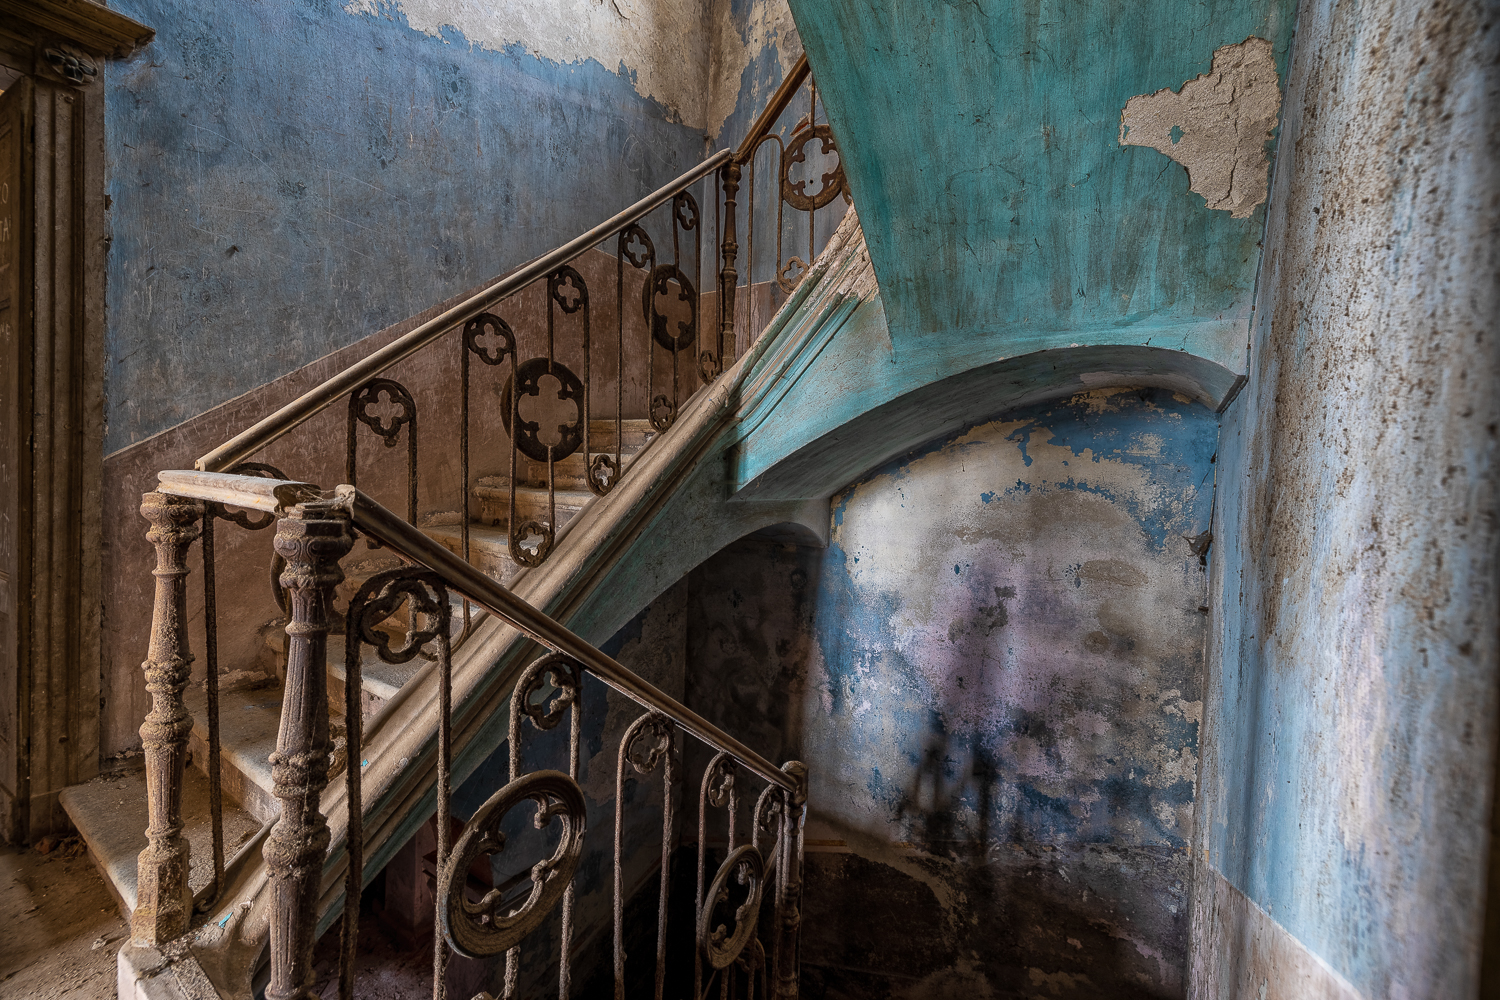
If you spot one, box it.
[63,54,851,1000]
[62,419,657,917]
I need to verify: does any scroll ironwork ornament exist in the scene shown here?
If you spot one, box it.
[707,754,738,809]
[550,265,589,314]
[439,770,587,959]
[623,712,674,775]
[753,785,786,865]
[503,357,585,463]
[516,653,583,732]
[349,569,449,664]
[673,190,700,232]
[588,453,620,496]
[464,313,517,367]
[619,224,655,269]
[509,518,553,568]
[777,256,809,295]
[649,393,676,433]
[699,845,766,970]
[781,124,845,212]
[643,264,697,352]
[350,377,416,449]
[699,350,720,384]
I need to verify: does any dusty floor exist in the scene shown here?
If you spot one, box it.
[0,838,126,999]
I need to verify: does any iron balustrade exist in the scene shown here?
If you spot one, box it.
[153,471,808,999]
[131,55,843,998]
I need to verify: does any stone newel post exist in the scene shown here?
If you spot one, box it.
[264,501,353,1000]
[133,491,204,945]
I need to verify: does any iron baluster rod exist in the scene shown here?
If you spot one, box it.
[196,150,733,474]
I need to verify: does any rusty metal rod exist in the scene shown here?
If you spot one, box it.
[337,484,797,793]
[195,149,734,474]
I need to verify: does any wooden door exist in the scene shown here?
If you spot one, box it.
[0,76,31,842]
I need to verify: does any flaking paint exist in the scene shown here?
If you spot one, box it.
[687,387,1219,995]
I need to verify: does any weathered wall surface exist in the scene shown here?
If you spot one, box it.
[687,388,1219,996]
[786,0,1295,379]
[1193,0,1500,996]
[101,0,713,453]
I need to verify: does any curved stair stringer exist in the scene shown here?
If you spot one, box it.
[182,207,876,999]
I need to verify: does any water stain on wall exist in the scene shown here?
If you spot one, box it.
[686,387,1220,996]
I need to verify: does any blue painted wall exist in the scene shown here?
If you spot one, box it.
[688,387,1220,995]
[102,0,709,453]
[1193,0,1500,994]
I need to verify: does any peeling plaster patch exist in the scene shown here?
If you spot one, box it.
[1119,37,1282,218]
[706,0,802,140]
[344,0,712,125]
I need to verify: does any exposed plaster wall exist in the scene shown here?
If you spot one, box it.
[687,388,1219,996]
[706,0,802,143]
[343,0,714,126]
[1119,37,1282,219]
[1194,0,1500,995]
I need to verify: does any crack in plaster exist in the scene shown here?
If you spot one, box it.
[1119,37,1282,219]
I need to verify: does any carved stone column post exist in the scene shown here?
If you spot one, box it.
[718,161,741,365]
[132,492,204,945]
[264,501,352,1000]
[775,761,808,999]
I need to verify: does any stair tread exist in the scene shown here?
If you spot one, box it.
[60,766,261,916]
[185,684,284,804]
[472,482,596,505]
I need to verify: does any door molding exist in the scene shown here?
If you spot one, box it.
[0,2,150,842]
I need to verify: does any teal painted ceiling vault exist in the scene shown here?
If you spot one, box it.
[785,0,1295,400]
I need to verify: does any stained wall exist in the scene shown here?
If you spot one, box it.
[686,388,1219,996]
[1193,0,1500,996]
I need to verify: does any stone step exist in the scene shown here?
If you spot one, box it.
[470,483,595,533]
[264,592,467,720]
[185,683,287,824]
[501,421,654,492]
[59,763,263,921]
[423,523,523,586]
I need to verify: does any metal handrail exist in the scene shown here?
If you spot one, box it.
[195,148,734,474]
[155,469,798,793]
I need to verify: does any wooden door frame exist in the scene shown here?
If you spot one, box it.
[0,1,151,842]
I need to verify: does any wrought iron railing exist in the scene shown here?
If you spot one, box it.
[144,471,808,999]
[128,53,842,997]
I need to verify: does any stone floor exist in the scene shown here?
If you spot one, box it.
[0,838,127,999]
